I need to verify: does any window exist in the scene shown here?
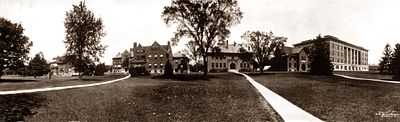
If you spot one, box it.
[289,63,292,68]
[160,70,163,73]
[216,63,218,67]
[154,64,157,68]
[148,64,152,68]
[212,63,214,68]
[154,55,158,59]
[154,70,157,73]
[220,63,222,68]
[294,63,297,67]
[160,64,164,68]
[244,63,247,68]
[240,63,243,67]
[160,55,163,57]
[148,55,152,57]
[175,60,178,64]
[224,63,226,68]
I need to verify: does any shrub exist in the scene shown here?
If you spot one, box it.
[164,60,174,77]
[129,67,150,77]
[209,68,228,73]
[239,68,252,72]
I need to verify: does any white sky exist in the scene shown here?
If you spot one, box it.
[1,0,399,65]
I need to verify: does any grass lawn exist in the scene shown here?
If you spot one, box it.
[335,71,395,80]
[2,73,283,121]
[250,73,400,121]
[0,75,126,91]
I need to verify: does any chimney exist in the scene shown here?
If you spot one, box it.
[233,41,237,46]
[134,42,137,48]
[167,41,170,46]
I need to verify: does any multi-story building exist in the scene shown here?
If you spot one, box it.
[130,41,173,74]
[287,35,369,72]
[172,51,190,73]
[50,56,76,76]
[206,42,253,72]
[111,50,130,73]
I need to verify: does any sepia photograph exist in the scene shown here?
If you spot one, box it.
[1,0,400,121]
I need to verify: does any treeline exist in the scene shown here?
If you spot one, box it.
[378,43,400,79]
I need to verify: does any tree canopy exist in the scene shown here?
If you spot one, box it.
[378,43,392,74]
[162,0,243,76]
[28,52,50,78]
[308,35,334,75]
[241,31,287,74]
[390,44,400,79]
[64,1,106,79]
[0,17,32,78]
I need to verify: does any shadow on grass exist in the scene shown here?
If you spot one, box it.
[0,93,47,121]
[0,79,37,83]
[152,74,217,81]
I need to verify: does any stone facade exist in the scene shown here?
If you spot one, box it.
[206,43,253,72]
[287,35,369,72]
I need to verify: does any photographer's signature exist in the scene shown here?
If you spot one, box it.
[376,110,400,118]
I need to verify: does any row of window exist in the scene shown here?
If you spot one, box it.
[148,63,164,69]
[149,70,163,73]
[240,63,250,68]
[148,54,164,58]
[334,65,367,71]
[211,63,226,68]
[211,56,237,60]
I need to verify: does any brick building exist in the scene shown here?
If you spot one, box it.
[130,41,173,74]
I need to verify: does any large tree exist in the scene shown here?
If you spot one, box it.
[309,35,334,75]
[378,43,392,74]
[182,40,200,63]
[390,44,400,79]
[241,31,287,74]
[64,1,106,79]
[28,52,50,78]
[0,17,32,78]
[162,0,243,76]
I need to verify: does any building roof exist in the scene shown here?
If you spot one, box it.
[293,35,368,51]
[173,51,187,58]
[208,43,251,54]
[52,56,67,64]
[135,41,171,53]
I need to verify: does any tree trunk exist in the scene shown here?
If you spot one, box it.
[203,55,208,77]
[79,72,83,80]
[260,65,264,74]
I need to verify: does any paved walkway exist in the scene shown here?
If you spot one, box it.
[0,75,131,95]
[230,70,322,122]
[334,74,400,84]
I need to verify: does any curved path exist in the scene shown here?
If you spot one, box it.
[230,70,322,122]
[334,74,400,84]
[0,75,130,95]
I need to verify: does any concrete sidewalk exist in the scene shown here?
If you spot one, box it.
[334,74,400,84]
[230,70,322,122]
[0,75,130,95]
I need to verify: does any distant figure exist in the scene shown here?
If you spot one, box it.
[49,71,52,80]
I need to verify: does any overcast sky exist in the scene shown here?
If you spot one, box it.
[1,0,399,65]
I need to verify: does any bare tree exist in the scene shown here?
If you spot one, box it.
[162,0,243,76]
